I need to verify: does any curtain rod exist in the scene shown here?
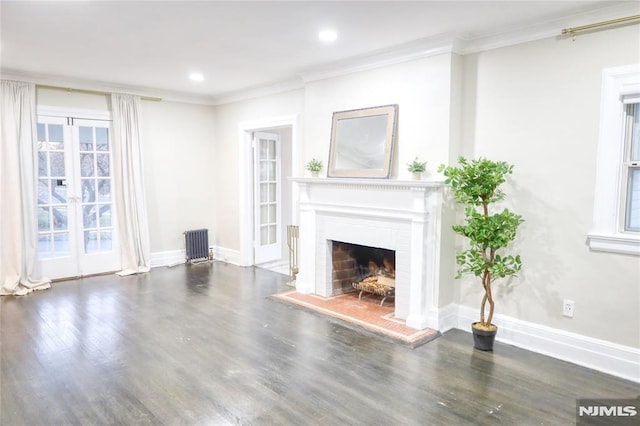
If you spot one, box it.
[37,84,162,102]
[562,14,640,39]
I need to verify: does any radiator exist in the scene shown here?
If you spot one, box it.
[184,229,209,262]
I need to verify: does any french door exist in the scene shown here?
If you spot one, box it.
[253,132,282,264]
[37,114,120,279]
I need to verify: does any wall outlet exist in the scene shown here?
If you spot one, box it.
[562,299,575,318]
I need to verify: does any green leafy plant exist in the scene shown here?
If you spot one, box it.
[305,158,323,173]
[407,157,427,173]
[438,157,523,330]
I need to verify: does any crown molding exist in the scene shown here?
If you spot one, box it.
[211,78,305,106]
[459,1,640,54]
[0,69,219,106]
[3,2,637,107]
[299,32,464,84]
[298,2,640,84]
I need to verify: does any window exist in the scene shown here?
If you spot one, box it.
[588,65,640,255]
[623,101,639,232]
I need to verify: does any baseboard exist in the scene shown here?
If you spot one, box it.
[211,246,241,266]
[150,247,242,268]
[256,259,289,275]
[456,305,640,383]
[150,249,185,268]
[435,303,459,333]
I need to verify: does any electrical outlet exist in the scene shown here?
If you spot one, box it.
[562,299,575,318]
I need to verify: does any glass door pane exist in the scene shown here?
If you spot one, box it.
[258,138,277,246]
[37,120,71,259]
[77,124,114,254]
[253,132,281,264]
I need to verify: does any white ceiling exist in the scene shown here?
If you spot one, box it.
[1,1,637,104]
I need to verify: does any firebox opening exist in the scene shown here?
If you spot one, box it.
[331,241,396,304]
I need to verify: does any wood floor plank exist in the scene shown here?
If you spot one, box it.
[1,263,638,425]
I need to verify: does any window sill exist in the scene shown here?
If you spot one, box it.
[587,232,640,256]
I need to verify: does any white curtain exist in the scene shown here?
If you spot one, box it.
[111,93,151,275]
[0,80,51,295]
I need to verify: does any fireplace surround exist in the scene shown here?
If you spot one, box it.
[292,177,446,330]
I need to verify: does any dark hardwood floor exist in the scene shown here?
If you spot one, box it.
[1,263,637,425]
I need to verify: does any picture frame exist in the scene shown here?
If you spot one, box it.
[327,104,398,178]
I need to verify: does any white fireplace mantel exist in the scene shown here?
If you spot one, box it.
[291,177,446,331]
[292,176,445,188]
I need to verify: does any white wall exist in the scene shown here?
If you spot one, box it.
[37,88,110,111]
[460,25,640,348]
[36,88,217,255]
[141,100,216,253]
[303,53,456,179]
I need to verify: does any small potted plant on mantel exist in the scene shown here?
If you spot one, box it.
[438,157,524,351]
[407,157,427,180]
[305,158,323,178]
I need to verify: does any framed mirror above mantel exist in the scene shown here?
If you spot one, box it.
[328,104,398,178]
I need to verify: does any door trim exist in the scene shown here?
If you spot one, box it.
[238,114,299,266]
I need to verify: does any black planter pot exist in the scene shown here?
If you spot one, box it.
[472,322,498,351]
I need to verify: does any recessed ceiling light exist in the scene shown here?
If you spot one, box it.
[318,30,338,43]
[189,72,204,82]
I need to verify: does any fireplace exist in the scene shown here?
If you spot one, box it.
[292,177,446,330]
[331,241,395,298]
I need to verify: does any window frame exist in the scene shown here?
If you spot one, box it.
[588,64,640,255]
[621,101,640,232]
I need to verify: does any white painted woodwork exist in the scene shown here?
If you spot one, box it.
[292,177,445,330]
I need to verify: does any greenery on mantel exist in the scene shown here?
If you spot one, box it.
[305,158,323,173]
[407,157,427,173]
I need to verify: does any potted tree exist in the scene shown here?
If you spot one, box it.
[305,158,323,177]
[407,157,427,180]
[438,157,524,351]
